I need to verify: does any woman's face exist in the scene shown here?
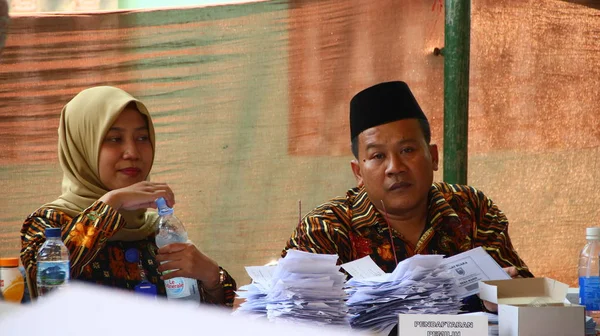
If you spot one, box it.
[98,106,153,191]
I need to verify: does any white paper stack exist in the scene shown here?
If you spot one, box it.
[235,250,349,327]
[343,254,463,334]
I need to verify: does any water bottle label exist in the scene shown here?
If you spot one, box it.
[164,277,192,298]
[579,276,600,310]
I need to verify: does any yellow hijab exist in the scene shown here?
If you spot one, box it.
[44,86,158,241]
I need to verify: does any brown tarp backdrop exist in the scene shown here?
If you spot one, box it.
[0,0,599,287]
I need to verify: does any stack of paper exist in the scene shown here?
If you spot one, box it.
[343,254,463,334]
[235,250,349,327]
[233,266,274,318]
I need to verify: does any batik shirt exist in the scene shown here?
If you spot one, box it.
[21,201,236,306]
[284,182,533,277]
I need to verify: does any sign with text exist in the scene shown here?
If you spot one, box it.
[398,314,488,336]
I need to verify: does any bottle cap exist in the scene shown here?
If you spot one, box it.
[586,227,600,239]
[134,281,157,297]
[156,197,173,216]
[45,227,61,238]
[0,258,19,267]
[125,248,140,264]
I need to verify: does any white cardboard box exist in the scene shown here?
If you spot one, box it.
[479,278,585,336]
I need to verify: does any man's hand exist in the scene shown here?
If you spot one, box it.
[503,266,519,278]
[482,266,520,312]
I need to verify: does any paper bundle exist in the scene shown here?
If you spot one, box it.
[343,254,463,334]
[235,249,349,327]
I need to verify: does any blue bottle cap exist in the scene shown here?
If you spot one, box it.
[45,228,61,238]
[125,248,140,264]
[134,281,157,297]
[155,197,173,216]
[156,197,167,208]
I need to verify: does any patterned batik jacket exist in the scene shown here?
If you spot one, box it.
[284,182,533,311]
[21,201,236,306]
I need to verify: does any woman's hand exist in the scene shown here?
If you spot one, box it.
[99,181,175,211]
[155,242,221,288]
[482,266,520,312]
[502,266,519,278]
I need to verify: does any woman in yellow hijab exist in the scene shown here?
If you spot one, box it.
[21,86,235,306]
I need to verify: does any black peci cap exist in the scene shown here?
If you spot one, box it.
[350,81,427,141]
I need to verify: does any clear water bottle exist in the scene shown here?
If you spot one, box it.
[579,227,600,324]
[36,227,70,297]
[154,197,200,303]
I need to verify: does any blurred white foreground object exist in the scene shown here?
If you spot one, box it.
[0,283,364,336]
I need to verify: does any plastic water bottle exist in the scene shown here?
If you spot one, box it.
[579,227,600,324]
[154,197,200,302]
[36,227,70,297]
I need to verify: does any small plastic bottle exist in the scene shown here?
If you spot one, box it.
[0,258,24,303]
[36,227,70,297]
[579,227,600,325]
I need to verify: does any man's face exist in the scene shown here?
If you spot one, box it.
[351,119,439,216]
